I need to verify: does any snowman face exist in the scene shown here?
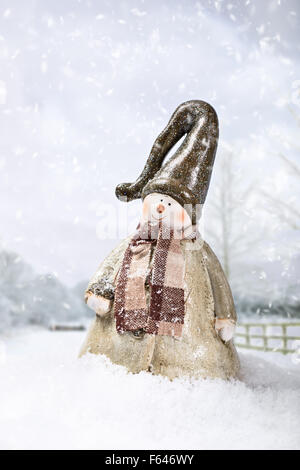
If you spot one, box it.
[141,193,192,229]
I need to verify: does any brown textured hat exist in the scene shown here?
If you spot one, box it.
[115,100,219,223]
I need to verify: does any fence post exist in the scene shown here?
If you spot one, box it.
[262,324,267,350]
[282,325,287,354]
[245,325,250,348]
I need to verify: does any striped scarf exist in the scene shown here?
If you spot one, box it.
[114,222,197,338]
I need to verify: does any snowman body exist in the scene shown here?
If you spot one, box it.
[80,193,239,380]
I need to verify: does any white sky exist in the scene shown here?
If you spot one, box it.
[0,0,299,285]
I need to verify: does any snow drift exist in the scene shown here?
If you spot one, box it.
[0,330,299,450]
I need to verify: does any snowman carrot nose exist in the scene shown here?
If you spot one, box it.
[156,203,165,214]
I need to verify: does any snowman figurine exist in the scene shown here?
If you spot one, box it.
[80,100,239,380]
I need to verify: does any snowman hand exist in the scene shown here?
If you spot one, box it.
[215,318,236,342]
[85,292,112,317]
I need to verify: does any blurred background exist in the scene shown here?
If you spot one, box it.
[0,0,299,331]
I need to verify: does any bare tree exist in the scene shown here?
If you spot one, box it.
[205,148,260,282]
[261,105,300,231]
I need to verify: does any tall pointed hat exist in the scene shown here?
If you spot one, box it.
[115,100,219,223]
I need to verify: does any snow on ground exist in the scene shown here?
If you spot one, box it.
[0,329,299,450]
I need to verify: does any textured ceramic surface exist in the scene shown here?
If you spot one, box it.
[81,101,240,379]
[115,100,219,223]
[81,236,239,380]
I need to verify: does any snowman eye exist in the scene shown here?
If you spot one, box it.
[168,203,171,206]
[160,199,163,202]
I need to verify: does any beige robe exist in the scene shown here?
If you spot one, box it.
[79,236,240,380]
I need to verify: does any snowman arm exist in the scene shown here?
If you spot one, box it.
[85,235,131,302]
[85,292,112,316]
[203,241,237,323]
[215,318,236,342]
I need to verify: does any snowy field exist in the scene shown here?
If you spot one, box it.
[0,329,299,450]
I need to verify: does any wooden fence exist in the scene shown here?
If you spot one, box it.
[235,322,300,354]
[49,324,86,332]
[48,321,300,356]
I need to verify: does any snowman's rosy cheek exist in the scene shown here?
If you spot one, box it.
[142,201,149,218]
[176,209,186,224]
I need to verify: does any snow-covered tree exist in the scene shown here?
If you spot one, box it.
[0,250,91,332]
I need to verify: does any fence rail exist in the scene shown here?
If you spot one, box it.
[235,322,300,354]
[49,324,86,331]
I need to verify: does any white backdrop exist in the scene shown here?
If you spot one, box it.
[0,0,299,309]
